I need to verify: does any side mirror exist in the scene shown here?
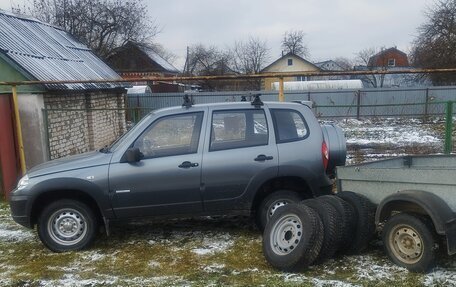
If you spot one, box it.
[124,147,142,163]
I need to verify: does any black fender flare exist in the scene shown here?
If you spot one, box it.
[27,177,112,221]
[376,190,456,255]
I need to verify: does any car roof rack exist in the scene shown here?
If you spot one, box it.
[182,94,193,108]
[251,94,263,108]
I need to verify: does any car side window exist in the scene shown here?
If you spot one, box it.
[133,112,203,158]
[210,109,268,151]
[271,109,309,143]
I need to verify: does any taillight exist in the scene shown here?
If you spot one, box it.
[322,141,329,171]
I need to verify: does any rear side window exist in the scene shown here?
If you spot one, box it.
[210,109,268,151]
[271,109,309,143]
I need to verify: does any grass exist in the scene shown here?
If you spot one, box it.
[1,199,455,287]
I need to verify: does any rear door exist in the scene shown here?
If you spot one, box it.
[201,106,278,212]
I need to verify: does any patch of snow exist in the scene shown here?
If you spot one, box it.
[148,260,161,268]
[338,118,441,146]
[0,223,34,242]
[423,268,456,286]
[351,255,406,281]
[192,233,234,256]
[203,263,225,273]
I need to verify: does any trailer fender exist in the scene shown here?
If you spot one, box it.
[376,190,456,255]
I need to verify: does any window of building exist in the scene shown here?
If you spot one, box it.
[210,110,268,151]
[288,59,293,66]
[388,58,396,67]
[296,76,307,81]
[271,109,309,143]
[133,112,203,158]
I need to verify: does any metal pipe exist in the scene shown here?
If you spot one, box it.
[11,86,26,174]
[444,101,454,154]
[279,78,284,102]
[1,68,456,86]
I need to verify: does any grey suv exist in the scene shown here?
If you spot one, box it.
[10,98,346,252]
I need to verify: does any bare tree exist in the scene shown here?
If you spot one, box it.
[333,57,353,71]
[281,30,309,58]
[231,36,269,89]
[185,44,231,76]
[354,47,387,88]
[183,44,233,90]
[412,0,456,85]
[25,0,159,59]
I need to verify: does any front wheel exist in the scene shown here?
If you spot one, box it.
[382,213,437,273]
[38,199,98,252]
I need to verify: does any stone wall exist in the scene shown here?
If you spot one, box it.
[44,91,126,160]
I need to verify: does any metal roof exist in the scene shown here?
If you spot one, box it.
[137,44,180,74]
[0,10,124,91]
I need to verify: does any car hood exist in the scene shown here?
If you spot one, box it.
[28,151,113,178]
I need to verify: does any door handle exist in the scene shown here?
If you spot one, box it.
[254,154,274,161]
[178,161,199,168]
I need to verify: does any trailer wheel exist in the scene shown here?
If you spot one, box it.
[337,191,376,254]
[262,203,323,271]
[382,213,436,273]
[317,195,356,252]
[302,198,342,263]
[256,190,304,231]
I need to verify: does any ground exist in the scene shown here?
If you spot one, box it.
[0,118,455,287]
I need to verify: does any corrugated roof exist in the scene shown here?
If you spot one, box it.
[137,44,180,74]
[0,10,124,91]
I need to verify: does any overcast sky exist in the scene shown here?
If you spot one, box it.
[1,0,434,69]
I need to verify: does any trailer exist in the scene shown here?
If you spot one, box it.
[336,155,456,272]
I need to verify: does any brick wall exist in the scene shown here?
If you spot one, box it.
[44,91,126,160]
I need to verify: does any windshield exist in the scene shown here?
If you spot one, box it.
[108,113,154,152]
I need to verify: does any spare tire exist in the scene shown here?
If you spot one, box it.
[317,195,356,253]
[302,198,342,263]
[321,124,346,175]
[262,203,324,271]
[337,191,377,254]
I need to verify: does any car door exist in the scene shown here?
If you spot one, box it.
[201,106,278,212]
[109,110,206,218]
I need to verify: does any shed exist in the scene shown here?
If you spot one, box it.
[0,10,127,196]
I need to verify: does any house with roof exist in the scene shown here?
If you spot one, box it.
[0,10,127,196]
[260,52,321,90]
[106,41,180,92]
[353,47,427,87]
[368,47,409,68]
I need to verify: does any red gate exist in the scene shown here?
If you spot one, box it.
[0,94,20,199]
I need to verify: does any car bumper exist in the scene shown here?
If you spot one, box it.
[9,193,32,228]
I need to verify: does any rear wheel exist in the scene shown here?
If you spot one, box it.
[256,190,304,231]
[262,203,324,271]
[382,213,437,273]
[38,199,98,252]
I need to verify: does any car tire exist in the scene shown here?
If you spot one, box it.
[262,203,324,271]
[382,213,437,273]
[317,195,356,253]
[256,190,304,231]
[38,199,98,252]
[336,191,376,254]
[302,198,342,263]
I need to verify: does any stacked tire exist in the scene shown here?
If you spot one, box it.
[262,191,376,271]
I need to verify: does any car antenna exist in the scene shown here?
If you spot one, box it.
[182,94,193,108]
[251,93,263,108]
